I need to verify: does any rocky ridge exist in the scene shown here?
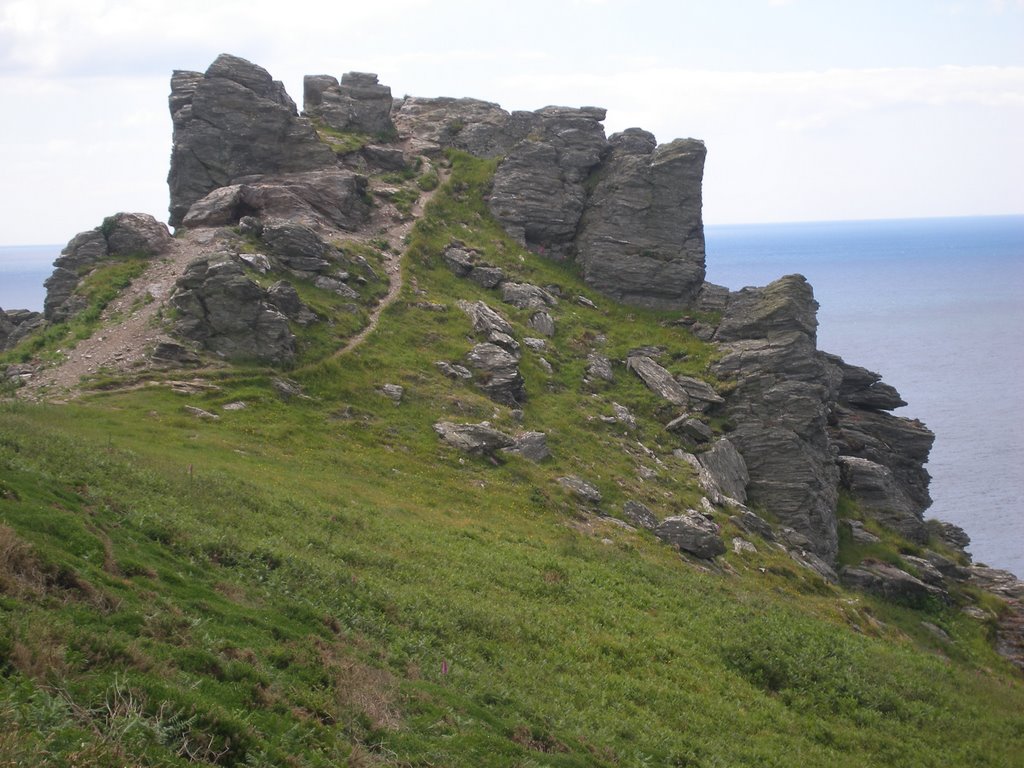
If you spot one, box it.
[6,53,1021,671]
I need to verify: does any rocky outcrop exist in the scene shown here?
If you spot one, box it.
[1,309,43,352]
[710,275,840,561]
[44,213,172,322]
[626,355,690,407]
[655,512,726,559]
[303,72,395,136]
[182,169,369,231]
[170,257,295,365]
[838,456,928,543]
[489,106,609,259]
[433,421,516,457]
[575,132,707,308]
[168,54,336,227]
[393,97,537,157]
[839,561,948,606]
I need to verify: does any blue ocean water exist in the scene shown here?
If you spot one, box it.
[0,245,60,312]
[706,216,1024,576]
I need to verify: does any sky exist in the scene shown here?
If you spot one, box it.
[1,0,1022,245]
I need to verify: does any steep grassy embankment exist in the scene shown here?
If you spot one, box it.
[1,153,1022,767]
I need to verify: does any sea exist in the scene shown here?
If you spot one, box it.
[2,216,1022,575]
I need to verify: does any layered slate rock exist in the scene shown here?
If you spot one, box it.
[575,130,707,308]
[711,275,840,561]
[840,561,948,606]
[837,456,928,543]
[1,309,43,352]
[182,168,369,231]
[44,213,172,322]
[433,421,516,456]
[626,355,690,407]
[489,106,609,259]
[393,97,538,158]
[303,72,395,136]
[168,54,336,226]
[170,257,295,364]
[655,512,725,559]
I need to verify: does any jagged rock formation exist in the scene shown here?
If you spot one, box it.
[575,131,707,308]
[44,213,172,322]
[0,309,43,352]
[304,72,395,135]
[167,54,337,226]
[19,53,991,598]
[171,257,295,365]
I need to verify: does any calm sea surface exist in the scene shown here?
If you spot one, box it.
[2,219,1023,574]
[706,215,1024,576]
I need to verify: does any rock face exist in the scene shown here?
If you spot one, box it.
[168,54,336,226]
[489,106,609,259]
[655,512,726,559]
[170,257,295,364]
[44,213,172,322]
[182,169,369,231]
[1,309,44,352]
[575,132,707,308]
[433,422,516,456]
[303,72,395,136]
[393,97,537,157]
[711,275,839,561]
[839,561,948,606]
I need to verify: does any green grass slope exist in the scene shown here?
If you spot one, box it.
[1,153,1022,767]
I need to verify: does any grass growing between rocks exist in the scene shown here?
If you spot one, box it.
[2,152,1022,766]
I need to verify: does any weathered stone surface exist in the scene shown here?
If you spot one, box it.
[611,403,637,431]
[170,257,295,364]
[150,341,201,366]
[844,519,881,544]
[710,275,839,562]
[697,439,749,504]
[260,222,330,272]
[730,510,776,542]
[266,281,317,325]
[838,456,928,543]
[504,431,550,462]
[443,244,505,287]
[457,300,513,336]
[666,416,713,443]
[626,355,689,406]
[392,97,537,157]
[927,520,971,556]
[501,282,558,310]
[575,134,707,308]
[168,54,335,226]
[840,561,948,605]
[489,106,609,258]
[586,353,614,383]
[303,71,394,136]
[0,309,43,352]
[622,500,658,530]
[557,475,602,503]
[379,383,404,404]
[435,361,473,380]
[465,343,525,405]
[901,555,947,587]
[528,311,555,338]
[824,353,907,411]
[44,214,170,322]
[655,512,725,559]
[674,376,724,409]
[433,421,515,456]
[182,169,369,231]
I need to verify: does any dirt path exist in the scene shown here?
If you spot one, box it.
[19,157,445,399]
[18,229,218,401]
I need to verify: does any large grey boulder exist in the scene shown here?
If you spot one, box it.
[696,438,749,504]
[457,300,514,336]
[655,512,725,559]
[182,168,369,231]
[465,343,526,406]
[433,421,516,456]
[626,355,689,407]
[489,106,609,259]
[575,132,707,308]
[303,72,394,136]
[0,309,42,352]
[43,213,171,322]
[170,257,295,364]
[503,431,551,462]
[168,54,335,226]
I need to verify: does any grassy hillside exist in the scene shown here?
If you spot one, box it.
[2,153,1022,767]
